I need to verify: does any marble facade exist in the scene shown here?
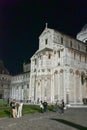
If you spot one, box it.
[30,24,87,105]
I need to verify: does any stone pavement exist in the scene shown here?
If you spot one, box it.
[0,108,87,130]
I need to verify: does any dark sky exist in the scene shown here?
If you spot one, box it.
[0,0,87,75]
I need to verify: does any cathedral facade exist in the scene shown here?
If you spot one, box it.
[0,24,87,105]
[29,24,87,105]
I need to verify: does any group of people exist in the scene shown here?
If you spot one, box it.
[55,99,65,114]
[8,98,65,118]
[39,100,48,113]
[9,99,23,118]
[39,99,65,114]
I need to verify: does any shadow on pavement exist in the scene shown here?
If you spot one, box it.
[51,118,87,130]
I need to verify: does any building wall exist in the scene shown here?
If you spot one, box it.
[10,73,30,101]
[0,61,11,100]
[0,74,11,100]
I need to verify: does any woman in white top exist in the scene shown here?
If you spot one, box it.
[17,100,23,118]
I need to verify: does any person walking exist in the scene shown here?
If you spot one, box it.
[17,100,23,118]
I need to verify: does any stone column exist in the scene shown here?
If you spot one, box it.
[54,71,58,101]
[63,70,66,103]
[74,72,76,104]
[58,72,60,101]
[41,77,46,101]
[29,75,32,100]
[47,77,51,102]
[18,85,20,100]
[69,70,74,103]
[44,78,47,100]
[60,69,64,100]
[64,69,69,104]
[22,85,24,100]
[79,74,83,104]
[30,75,36,102]
[41,77,45,101]
[50,76,54,103]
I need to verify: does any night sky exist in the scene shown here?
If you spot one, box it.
[0,0,87,75]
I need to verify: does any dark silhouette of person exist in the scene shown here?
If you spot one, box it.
[61,99,65,113]
[43,100,47,112]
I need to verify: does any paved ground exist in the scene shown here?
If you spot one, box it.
[0,108,87,130]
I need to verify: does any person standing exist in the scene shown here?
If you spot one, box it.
[17,100,23,118]
[43,100,47,112]
[10,99,17,118]
[55,100,59,113]
[61,99,65,113]
[40,101,44,113]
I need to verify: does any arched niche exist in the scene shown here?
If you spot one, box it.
[54,70,58,74]
[75,70,80,76]
[60,69,63,73]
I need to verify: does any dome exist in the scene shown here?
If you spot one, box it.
[76,24,87,43]
[81,24,87,31]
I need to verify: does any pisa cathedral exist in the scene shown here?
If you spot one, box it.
[0,24,87,105]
